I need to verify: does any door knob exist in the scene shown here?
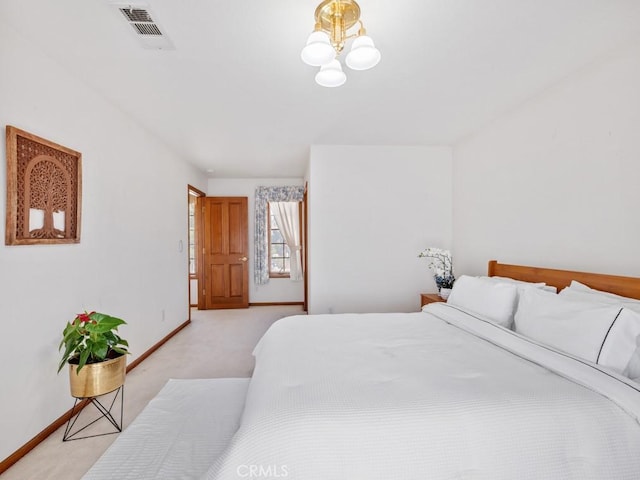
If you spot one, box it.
[239,257,248,262]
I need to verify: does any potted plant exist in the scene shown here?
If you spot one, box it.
[58,311,130,398]
[418,247,455,299]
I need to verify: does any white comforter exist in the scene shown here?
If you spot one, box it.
[83,379,249,480]
[203,304,640,480]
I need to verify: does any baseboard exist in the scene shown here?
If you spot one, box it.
[0,318,191,475]
[248,302,304,307]
[0,397,92,475]
[126,319,190,372]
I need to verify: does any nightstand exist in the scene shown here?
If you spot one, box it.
[420,293,446,307]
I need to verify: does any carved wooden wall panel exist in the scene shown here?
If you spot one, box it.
[5,126,82,245]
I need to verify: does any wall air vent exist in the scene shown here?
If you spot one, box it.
[114,4,174,49]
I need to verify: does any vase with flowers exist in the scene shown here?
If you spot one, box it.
[58,311,130,398]
[418,247,455,299]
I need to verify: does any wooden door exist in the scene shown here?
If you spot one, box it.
[200,197,249,309]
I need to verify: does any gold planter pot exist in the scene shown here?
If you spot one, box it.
[68,355,126,398]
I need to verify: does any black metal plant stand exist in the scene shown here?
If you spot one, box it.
[63,386,124,441]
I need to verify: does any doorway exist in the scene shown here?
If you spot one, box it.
[187,185,205,318]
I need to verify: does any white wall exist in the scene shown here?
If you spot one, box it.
[308,145,453,314]
[0,22,206,461]
[207,178,305,304]
[453,42,640,278]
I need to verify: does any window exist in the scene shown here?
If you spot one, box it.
[255,186,304,285]
[268,203,291,277]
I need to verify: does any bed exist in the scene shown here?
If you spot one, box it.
[203,261,640,480]
[82,261,640,480]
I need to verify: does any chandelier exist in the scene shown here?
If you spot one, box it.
[301,0,381,87]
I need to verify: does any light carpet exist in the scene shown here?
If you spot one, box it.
[1,306,302,480]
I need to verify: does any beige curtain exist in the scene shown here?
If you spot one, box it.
[270,201,303,281]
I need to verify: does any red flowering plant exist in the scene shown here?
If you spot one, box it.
[58,311,129,373]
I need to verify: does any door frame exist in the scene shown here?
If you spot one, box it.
[187,185,205,320]
[303,184,308,312]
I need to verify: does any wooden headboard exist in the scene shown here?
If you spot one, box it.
[488,260,640,300]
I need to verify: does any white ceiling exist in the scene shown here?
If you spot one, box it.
[2,0,640,178]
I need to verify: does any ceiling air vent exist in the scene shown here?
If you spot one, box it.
[132,21,162,36]
[114,5,174,49]
[120,8,153,23]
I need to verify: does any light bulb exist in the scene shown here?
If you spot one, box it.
[345,35,381,71]
[301,31,336,67]
[315,60,347,87]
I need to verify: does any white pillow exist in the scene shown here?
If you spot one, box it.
[623,345,640,380]
[480,276,557,322]
[446,275,518,328]
[598,308,640,376]
[561,281,640,314]
[568,280,620,296]
[482,276,558,293]
[514,288,622,363]
[542,285,640,377]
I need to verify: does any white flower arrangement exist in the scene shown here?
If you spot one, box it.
[418,247,455,289]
